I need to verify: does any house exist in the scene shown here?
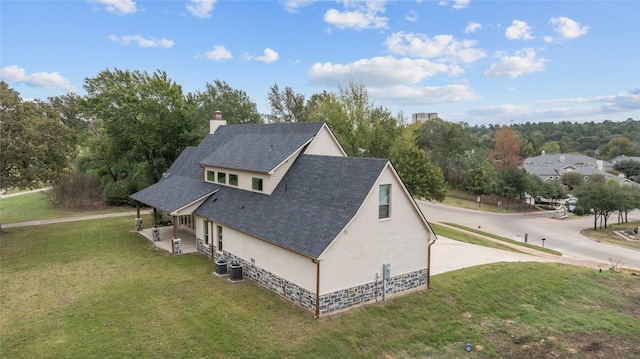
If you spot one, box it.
[130,113,437,317]
[522,152,613,181]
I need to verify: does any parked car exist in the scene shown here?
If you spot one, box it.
[534,196,550,204]
[565,194,578,204]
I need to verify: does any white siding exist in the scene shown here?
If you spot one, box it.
[318,163,432,294]
[304,125,347,157]
[217,223,318,291]
[202,166,270,194]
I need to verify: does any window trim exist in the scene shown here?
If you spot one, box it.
[217,225,223,251]
[252,177,263,192]
[206,170,215,182]
[379,184,391,219]
[217,171,226,184]
[229,173,238,186]
[203,220,209,245]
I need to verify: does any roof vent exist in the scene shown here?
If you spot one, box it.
[559,156,565,163]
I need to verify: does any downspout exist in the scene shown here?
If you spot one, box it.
[314,259,320,319]
[214,221,216,263]
[427,238,437,289]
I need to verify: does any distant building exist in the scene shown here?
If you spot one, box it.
[411,112,438,124]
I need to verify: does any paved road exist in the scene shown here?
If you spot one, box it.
[418,200,640,271]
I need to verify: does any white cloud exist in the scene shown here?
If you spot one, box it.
[405,10,418,22]
[246,48,280,63]
[204,45,232,60]
[465,21,482,33]
[544,88,640,113]
[0,65,76,92]
[281,0,316,13]
[369,84,481,105]
[385,32,486,64]
[484,48,547,78]
[550,16,589,40]
[323,1,388,30]
[307,56,450,87]
[109,34,174,48]
[91,0,137,15]
[452,0,470,10]
[438,0,470,10]
[186,0,216,19]
[505,20,534,40]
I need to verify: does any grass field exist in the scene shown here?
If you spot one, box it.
[0,192,133,224]
[2,217,639,358]
[580,220,640,250]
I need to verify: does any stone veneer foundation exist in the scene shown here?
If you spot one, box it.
[204,250,427,316]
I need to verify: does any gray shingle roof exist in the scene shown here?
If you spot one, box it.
[200,122,325,173]
[130,122,325,212]
[130,175,219,213]
[194,154,388,258]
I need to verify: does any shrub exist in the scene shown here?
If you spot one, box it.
[48,171,105,210]
[572,206,587,216]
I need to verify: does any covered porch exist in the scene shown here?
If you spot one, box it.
[138,226,198,254]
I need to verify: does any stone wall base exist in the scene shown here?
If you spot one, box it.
[215,251,426,316]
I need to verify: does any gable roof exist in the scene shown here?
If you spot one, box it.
[199,122,325,173]
[130,122,325,212]
[194,154,388,258]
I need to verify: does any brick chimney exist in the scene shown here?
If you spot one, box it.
[210,110,227,134]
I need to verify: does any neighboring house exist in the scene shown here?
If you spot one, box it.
[610,155,640,165]
[522,152,615,182]
[130,113,437,317]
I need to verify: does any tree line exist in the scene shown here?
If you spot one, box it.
[2,68,639,228]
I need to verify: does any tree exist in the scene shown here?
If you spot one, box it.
[605,136,637,159]
[417,118,476,185]
[574,179,622,230]
[188,80,262,135]
[308,82,401,158]
[48,93,86,134]
[0,81,76,191]
[265,84,308,123]
[539,141,561,154]
[614,159,640,181]
[464,148,496,195]
[492,125,522,168]
[561,172,584,191]
[79,69,200,202]
[390,127,447,201]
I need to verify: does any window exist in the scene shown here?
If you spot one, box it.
[217,225,223,251]
[379,184,390,219]
[206,170,215,182]
[217,172,226,184]
[203,220,209,245]
[229,174,238,186]
[252,177,263,192]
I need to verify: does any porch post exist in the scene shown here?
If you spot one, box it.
[172,215,181,255]
[151,208,160,242]
[135,202,142,231]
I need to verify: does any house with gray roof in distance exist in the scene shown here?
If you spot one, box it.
[130,112,437,317]
[522,152,637,185]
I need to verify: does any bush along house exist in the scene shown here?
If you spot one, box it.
[130,111,437,317]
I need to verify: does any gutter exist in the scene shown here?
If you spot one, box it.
[314,259,320,319]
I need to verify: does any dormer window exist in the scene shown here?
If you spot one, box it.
[217,172,227,184]
[229,174,238,186]
[252,177,263,192]
[206,170,215,182]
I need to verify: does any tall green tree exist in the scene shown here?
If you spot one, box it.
[0,81,76,191]
[80,69,199,202]
[574,179,622,230]
[390,127,447,201]
[190,80,262,135]
[308,82,401,158]
[48,93,86,134]
[605,136,637,159]
[265,84,308,123]
[561,172,584,191]
[417,118,475,184]
[614,159,640,181]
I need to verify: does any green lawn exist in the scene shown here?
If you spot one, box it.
[0,192,133,224]
[580,220,640,250]
[2,217,639,358]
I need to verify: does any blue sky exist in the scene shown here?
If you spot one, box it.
[2,0,639,125]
